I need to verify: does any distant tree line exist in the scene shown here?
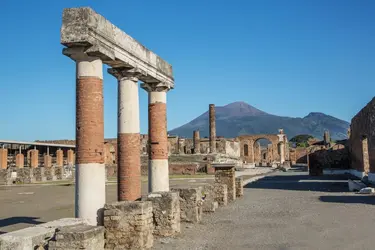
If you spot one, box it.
[290,134,314,148]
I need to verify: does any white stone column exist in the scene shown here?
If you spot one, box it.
[108,68,141,201]
[63,47,106,226]
[142,84,170,192]
[279,142,285,164]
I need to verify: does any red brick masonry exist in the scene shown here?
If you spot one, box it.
[117,133,141,201]
[148,102,168,160]
[76,77,104,164]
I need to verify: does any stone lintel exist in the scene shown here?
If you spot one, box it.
[61,7,174,88]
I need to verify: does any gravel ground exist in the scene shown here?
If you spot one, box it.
[154,167,375,250]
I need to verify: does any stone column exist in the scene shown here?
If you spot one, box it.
[63,47,105,225]
[209,104,216,153]
[0,148,7,169]
[193,130,200,154]
[56,149,64,167]
[30,149,39,168]
[108,68,141,201]
[279,142,285,164]
[67,149,74,166]
[324,130,331,148]
[142,83,170,192]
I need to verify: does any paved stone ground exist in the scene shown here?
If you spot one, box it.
[0,178,215,234]
[154,167,375,250]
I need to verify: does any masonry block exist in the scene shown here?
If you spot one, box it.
[34,167,47,182]
[103,201,153,249]
[214,164,236,202]
[0,168,12,185]
[213,183,228,206]
[45,166,57,181]
[202,184,219,212]
[235,177,244,197]
[171,187,203,223]
[48,224,104,250]
[55,167,65,180]
[15,168,35,184]
[143,192,180,237]
[0,218,88,250]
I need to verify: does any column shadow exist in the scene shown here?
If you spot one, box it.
[319,195,375,205]
[0,216,44,234]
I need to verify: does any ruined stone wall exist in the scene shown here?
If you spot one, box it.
[224,140,240,158]
[308,146,350,175]
[350,97,375,173]
[296,147,308,163]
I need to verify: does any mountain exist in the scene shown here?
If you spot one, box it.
[168,102,350,140]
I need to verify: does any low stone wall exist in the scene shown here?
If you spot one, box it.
[44,167,57,181]
[0,168,12,185]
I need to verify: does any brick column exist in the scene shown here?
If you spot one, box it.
[56,149,64,167]
[16,153,24,168]
[142,83,170,192]
[63,47,105,225]
[209,104,216,153]
[30,149,39,168]
[67,149,74,166]
[193,130,200,154]
[44,155,52,167]
[0,148,7,169]
[108,68,141,201]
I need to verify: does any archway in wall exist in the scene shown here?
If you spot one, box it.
[254,138,273,166]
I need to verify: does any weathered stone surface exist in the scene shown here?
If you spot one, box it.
[0,168,13,185]
[213,183,228,206]
[55,167,64,180]
[44,166,57,181]
[48,224,104,250]
[0,218,88,250]
[214,164,236,202]
[143,192,180,236]
[61,7,174,88]
[34,167,46,182]
[202,184,218,212]
[171,187,203,223]
[103,201,153,249]
[235,177,244,198]
[15,167,35,184]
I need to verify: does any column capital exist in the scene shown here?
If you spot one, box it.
[140,82,171,92]
[62,47,101,62]
[107,67,146,81]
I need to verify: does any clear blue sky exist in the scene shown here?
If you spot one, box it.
[1,0,374,141]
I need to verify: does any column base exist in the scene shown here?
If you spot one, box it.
[148,159,169,192]
[75,163,106,226]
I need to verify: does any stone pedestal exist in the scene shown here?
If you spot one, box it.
[213,183,228,206]
[48,224,105,250]
[103,201,153,249]
[171,187,203,223]
[0,148,7,169]
[143,192,180,236]
[34,167,46,182]
[202,184,219,212]
[235,177,244,197]
[213,164,236,202]
[55,166,65,180]
[45,166,57,181]
[15,154,24,168]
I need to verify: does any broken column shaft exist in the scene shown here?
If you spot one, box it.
[193,130,200,154]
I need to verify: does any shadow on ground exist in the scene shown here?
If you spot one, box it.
[319,195,375,205]
[244,167,351,193]
[0,216,44,234]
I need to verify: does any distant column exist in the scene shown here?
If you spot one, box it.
[193,130,200,154]
[16,152,24,168]
[30,149,39,168]
[56,149,64,167]
[323,130,331,148]
[0,148,7,169]
[67,149,74,166]
[209,104,216,154]
[44,147,52,167]
[279,142,285,164]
